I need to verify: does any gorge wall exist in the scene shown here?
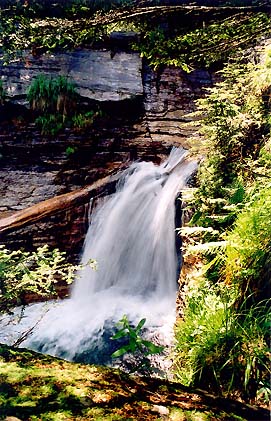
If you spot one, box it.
[0,45,215,259]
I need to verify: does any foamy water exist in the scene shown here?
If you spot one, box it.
[0,148,197,366]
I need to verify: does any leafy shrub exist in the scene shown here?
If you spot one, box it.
[224,185,271,302]
[0,245,77,313]
[191,44,271,232]
[175,45,271,402]
[188,52,271,291]
[174,281,270,401]
[135,13,270,71]
[28,75,100,134]
[72,111,95,129]
[65,146,76,157]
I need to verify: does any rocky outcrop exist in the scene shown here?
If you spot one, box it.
[0,48,215,258]
[141,63,216,147]
[1,50,143,104]
[0,174,120,235]
[0,344,269,421]
[0,169,62,215]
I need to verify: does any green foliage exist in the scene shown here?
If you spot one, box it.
[185,45,271,290]
[0,343,256,421]
[0,2,111,60]
[65,146,76,157]
[135,13,271,71]
[28,74,77,117]
[174,281,270,401]
[0,245,77,313]
[224,185,271,299]
[1,3,269,70]
[175,44,271,403]
[35,110,99,135]
[191,44,271,232]
[27,75,100,134]
[111,315,164,373]
[72,111,96,129]
[0,9,94,59]
[35,113,64,135]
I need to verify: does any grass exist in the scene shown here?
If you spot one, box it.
[27,75,77,116]
[225,185,271,290]
[174,279,270,402]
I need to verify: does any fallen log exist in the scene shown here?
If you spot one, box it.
[0,172,121,236]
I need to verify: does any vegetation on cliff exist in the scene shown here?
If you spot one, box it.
[0,0,270,71]
[27,74,101,134]
[174,44,271,404]
[136,12,271,71]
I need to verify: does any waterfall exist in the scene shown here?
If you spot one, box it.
[0,148,197,365]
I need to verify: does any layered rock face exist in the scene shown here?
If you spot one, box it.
[142,64,213,146]
[0,46,214,258]
[1,50,143,104]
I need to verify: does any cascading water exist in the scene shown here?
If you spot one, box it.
[0,148,197,366]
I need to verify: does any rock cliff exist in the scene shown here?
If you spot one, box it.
[0,47,213,259]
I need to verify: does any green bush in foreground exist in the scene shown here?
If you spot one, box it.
[224,185,271,300]
[174,280,270,402]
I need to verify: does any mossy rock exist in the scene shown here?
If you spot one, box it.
[0,344,269,421]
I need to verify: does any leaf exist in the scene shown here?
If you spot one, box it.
[111,329,127,340]
[135,318,146,334]
[120,315,129,326]
[111,345,130,359]
[141,340,164,354]
[229,185,245,205]
[129,340,136,353]
[244,360,251,391]
[128,329,137,339]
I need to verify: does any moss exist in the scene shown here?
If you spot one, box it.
[0,344,268,421]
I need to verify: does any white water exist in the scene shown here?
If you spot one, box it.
[0,148,197,365]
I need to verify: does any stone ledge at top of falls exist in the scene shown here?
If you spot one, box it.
[0,49,143,103]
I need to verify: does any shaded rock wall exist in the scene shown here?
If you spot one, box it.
[0,49,215,259]
[2,200,90,262]
[142,62,215,147]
